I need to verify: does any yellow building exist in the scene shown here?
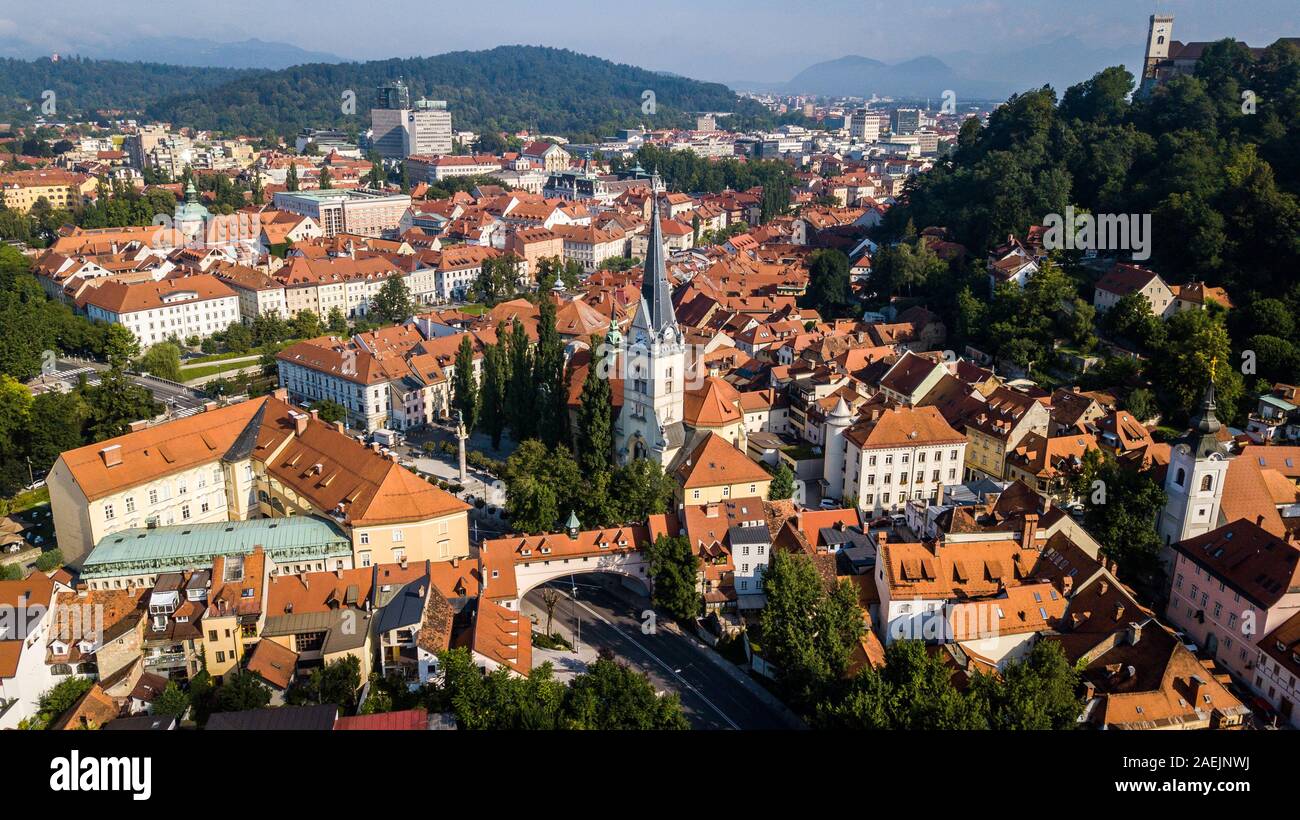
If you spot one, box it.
[48,390,470,568]
[0,170,93,213]
[674,432,772,505]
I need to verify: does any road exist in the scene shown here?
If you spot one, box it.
[523,579,795,730]
[29,359,212,419]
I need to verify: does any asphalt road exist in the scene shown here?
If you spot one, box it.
[36,359,211,418]
[523,579,793,730]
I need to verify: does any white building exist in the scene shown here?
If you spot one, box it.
[82,274,240,347]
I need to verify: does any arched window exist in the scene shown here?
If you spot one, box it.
[1200,475,1213,492]
[1175,467,1186,486]
[1157,36,1166,45]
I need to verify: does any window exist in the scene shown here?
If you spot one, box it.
[392,529,404,542]
[125,497,136,513]
[215,651,226,663]
[1175,468,1186,486]
[360,532,370,545]
[104,504,115,521]
[1200,475,1213,492]
[181,504,191,520]
[148,488,158,505]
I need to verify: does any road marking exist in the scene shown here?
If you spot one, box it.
[566,594,741,730]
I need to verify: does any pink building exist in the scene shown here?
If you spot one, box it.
[1166,518,1300,685]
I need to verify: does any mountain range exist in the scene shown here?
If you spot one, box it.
[0,46,774,139]
[0,35,343,70]
[735,36,1144,99]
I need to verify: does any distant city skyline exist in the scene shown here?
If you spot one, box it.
[3,0,1298,86]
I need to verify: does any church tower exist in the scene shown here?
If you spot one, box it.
[1159,380,1230,552]
[614,176,685,467]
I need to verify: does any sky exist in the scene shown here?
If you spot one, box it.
[4,0,1299,83]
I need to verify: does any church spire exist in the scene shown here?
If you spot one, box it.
[1182,377,1223,458]
[639,174,677,334]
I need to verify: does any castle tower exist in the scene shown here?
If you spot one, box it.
[1159,380,1230,552]
[1141,13,1175,92]
[821,397,855,502]
[614,175,685,467]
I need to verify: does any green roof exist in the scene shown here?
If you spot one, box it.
[83,516,352,579]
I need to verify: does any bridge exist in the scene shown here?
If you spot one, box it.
[479,520,654,610]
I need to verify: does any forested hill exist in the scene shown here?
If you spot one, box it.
[144,45,770,141]
[879,38,1300,297]
[0,57,255,123]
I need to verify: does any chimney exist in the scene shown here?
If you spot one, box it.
[128,419,149,432]
[417,583,426,599]
[309,408,320,421]
[1126,621,1142,645]
[335,567,343,579]
[1021,513,1039,550]
[1256,514,1265,527]
[334,421,345,434]
[99,445,122,467]
[1113,601,1125,621]
[1042,495,1052,512]
[370,442,381,453]
[203,401,219,412]
[399,557,408,570]
[273,387,289,401]
[292,412,308,435]
[1188,674,1205,703]
[875,530,888,551]
[76,583,89,598]
[1061,575,1073,595]
[451,557,460,568]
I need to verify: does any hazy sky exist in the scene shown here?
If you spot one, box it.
[4,0,1298,82]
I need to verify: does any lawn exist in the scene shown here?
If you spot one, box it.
[181,360,264,381]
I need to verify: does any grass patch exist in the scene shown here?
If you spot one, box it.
[458,303,488,316]
[181,360,262,380]
[532,631,572,651]
[8,487,49,514]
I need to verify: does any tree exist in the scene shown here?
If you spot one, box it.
[968,640,1082,730]
[506,318,535,440]
[34,549,63,572]
[759,550,863,709]
[817,640,985,730]
[326,306,349,336]
[152,681,191,719]
[576,334,613,475]
[285,162,299,192]
[22,677,95,729]
[371,277,414,325]
[318,165,332,190]
[208,671,271,715]
[289,655,362,711]
[502,440,584,533]
[644,534,700,622]
[533,296,567,447]
[1125,387,1158,422]
[290,309,322,339]
[311,399,348,425]
[768,462,795,500]
[136,342,182,382]
[1082,454,1167,588]
[223,321,253,354]
[1153,308,1241,423]
[83,369,160,441]
[563,655,689,730]
[609,457,674,523]
[541,587,561,636]
[451,335,479,433]
[252,311,290,347]
[479,326,510,449]
[802,248,854,318]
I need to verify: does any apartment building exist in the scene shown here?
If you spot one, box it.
[0,169,93,213]
[81,274,240,346]
[825,403,968,517]
[47,392,471,566]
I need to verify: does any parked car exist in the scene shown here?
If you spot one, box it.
[818,498,840,509]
